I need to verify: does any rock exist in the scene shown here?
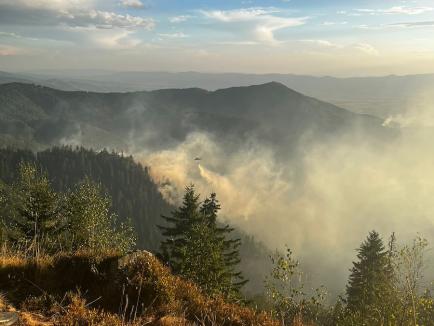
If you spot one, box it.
[0,312,18,326]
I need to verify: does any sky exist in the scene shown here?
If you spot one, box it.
[0,0,434,76]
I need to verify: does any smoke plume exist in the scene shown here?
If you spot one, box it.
[136,97,434,295]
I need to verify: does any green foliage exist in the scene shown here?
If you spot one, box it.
[337,232,432,326]
[345,231,395,319]
[0,146,171,250]
[65,178,136,254]
[273,232,434,326]
[264,245,327,325]
[0,180,7,244]
[159,185,246,300]
[3,163,66,256]
[0,162,136,256]
[392,235,429,325]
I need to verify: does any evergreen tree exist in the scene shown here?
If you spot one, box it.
[159,185,246,300]
[159,185,201,271]
[346,231,394,318]
[5,162,66,256]
[199,193,247,299]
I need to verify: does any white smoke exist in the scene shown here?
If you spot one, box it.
[134,104,434,294]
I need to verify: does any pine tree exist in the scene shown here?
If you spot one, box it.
[159,185,201,271]
[6,162,66,256]
[346,231,394,316]
[159,185,246,300]
[199,193,247,299]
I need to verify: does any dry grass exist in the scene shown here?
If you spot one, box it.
[20,312,53,326]
[0,251,279,326]
[119,252,279,326]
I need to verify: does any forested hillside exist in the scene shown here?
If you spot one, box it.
[0,146,171,249]
[0,82,393,155]
[2,70,433,118]
[0,146,270,295]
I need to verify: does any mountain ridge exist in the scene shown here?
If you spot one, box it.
[2,70,432,117]
[0,81,392,156]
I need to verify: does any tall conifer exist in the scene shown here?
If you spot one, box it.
[159,185,246,300]
[346,231,394,315]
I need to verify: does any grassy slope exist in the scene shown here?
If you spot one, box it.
[0,251,278,326]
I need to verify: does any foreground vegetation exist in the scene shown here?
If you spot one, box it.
[262,231,434,326]
[0,250,277,325]
[0,146,271,296]
[0,161,276,325]
[1,152,434,325]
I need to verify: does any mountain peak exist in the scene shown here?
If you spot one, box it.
[260,81,288,88]
[246,81,302,95]
[214,81,300,97]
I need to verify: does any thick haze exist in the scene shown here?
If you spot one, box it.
[138,95,434,294]
[1,0,434,75]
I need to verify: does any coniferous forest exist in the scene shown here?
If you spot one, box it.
[0,146,171,249]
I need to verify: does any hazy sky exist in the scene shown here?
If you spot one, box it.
[0,0,433,76]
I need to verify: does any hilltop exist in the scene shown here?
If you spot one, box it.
[0,82,391,154]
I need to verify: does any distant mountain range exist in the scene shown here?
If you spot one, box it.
[0,81,393,155]
[2,70,433,118]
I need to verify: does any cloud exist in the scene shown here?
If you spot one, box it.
[0,0,93,10]
[0,1,155,30]
[216,40,259,45]
[0,32,22,39]
[202,7,278,22]
[202,7,307,45]
[63,10,155,29]
[322,21,348,26]
[301,39,340,48]
[356,6,434,15]
[0,31,39,42]
[353,42,379,56]
[120,0,144,8]
[300,39,379,56]
[90,29,142,49]
[169,15,190,23]
[159,32,189,38]
[0,0,156,51]
[390,21,434,28]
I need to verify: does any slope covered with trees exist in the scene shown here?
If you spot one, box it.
[0,146,271,295]
[0,162,135,256]
[0,82,393,155]
[1,70,432,118]
[0,146,171,249]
